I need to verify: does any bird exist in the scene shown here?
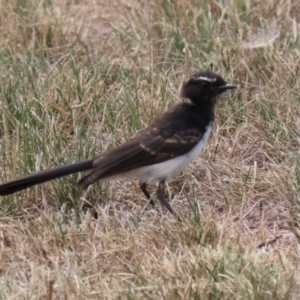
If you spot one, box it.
[0,71,236,219]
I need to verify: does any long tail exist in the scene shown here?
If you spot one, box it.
[0,159,93,196]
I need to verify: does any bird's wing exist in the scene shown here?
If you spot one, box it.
[78,103,205,188]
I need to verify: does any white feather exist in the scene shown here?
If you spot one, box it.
[198,76,216,82]
[120,123,213,184]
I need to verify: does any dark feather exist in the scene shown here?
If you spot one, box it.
[78,103,210,188]
[0,160,93,195]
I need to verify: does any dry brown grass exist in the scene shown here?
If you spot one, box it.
[0,0,300,298]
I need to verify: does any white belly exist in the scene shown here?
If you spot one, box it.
[121,123,213,184]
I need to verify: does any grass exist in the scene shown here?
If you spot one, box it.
[0,0,300,298]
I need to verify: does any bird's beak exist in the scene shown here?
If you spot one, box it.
[218,82,237,90]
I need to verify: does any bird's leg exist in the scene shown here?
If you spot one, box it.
[139,183,156,208]
[156,180,173,214]
[156,180,181,222]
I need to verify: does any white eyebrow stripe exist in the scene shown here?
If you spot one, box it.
[198,76,217,82]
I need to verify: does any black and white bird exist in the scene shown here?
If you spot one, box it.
[0,71,236,218]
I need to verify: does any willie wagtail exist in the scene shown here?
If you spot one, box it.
[0,71,236,218]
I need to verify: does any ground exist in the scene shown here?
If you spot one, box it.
[0,0,300,299]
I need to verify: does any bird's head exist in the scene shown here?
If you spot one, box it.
[179,71,236,106]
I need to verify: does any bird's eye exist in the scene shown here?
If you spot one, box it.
[201,81,209,87]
